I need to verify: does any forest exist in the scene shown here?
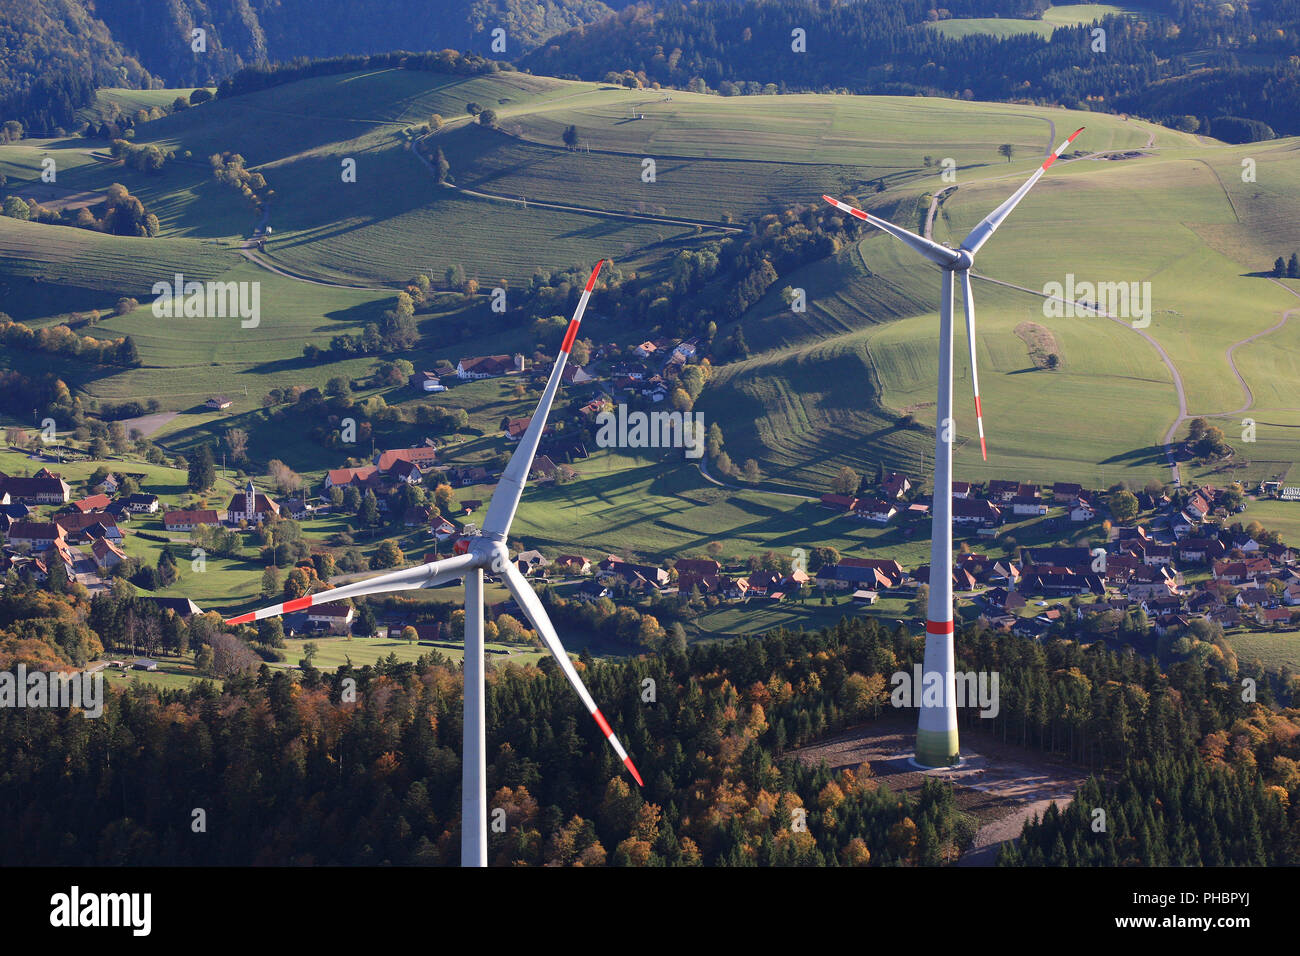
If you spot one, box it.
[1,573,1297,866]
[523,0,1300,138]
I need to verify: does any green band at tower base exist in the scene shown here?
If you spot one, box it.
[915,727,961,768]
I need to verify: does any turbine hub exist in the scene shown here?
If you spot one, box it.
[953,249,974,271]
[468,537,508,572]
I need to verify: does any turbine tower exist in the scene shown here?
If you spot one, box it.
[824,127,1083,767]
[222,260,642,865]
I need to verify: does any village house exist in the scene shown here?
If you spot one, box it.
[1258,606,1294,628]
[952,498,1002,528]
[6,521,65,551]
[409,371,446,392]
[54,512,121,543]
[1069,498,1097,522]
[515,550,551,576]
[554,554,591,575]
[951,480,972,499]
[1053,482,1084,503]
[819,493,858,513]
[122,492,160,514]
[163,509,222,532]
[0,470,71,504]
[1009,495,1049,517]
[69,493,111,514]
[676,557,722,578]
[143,596,205,618]
[324,466,380,491]
[561,364,596,386]
[91,536,127,571]
[375,446,439,474]
[598,555,669,589]
[206,396,233,410]
[456,354,523,379]
[306,603,354,635]
[882,472,912,499]
[854,497,897,524]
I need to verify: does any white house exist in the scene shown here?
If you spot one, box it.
[306,603,354,635]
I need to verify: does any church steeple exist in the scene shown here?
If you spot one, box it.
[245,479,255,519]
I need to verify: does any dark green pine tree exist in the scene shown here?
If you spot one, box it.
[187,444,216,492]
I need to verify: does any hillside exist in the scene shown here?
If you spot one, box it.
[523,0,1300,138]
[3,67,1300,570]
[0,0,623,132]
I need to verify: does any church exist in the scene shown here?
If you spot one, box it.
[225,479,281,525]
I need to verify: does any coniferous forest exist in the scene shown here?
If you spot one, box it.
[1,581,1297,866]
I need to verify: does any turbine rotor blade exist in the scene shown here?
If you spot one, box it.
[959,270,987,461]
[482,259,605,540]
[500,561,644,786]
[822,195,960,268]
[224,551,477,626]
[960,127,1083,256]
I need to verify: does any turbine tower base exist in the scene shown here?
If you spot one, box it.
[914,727,961,769]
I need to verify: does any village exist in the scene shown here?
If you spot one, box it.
[4,415,1300,652]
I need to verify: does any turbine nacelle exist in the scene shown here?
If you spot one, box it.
[945,248,975,271]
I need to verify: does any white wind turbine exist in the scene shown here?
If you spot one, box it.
[223,260,643,865]
[823,128,1083,767]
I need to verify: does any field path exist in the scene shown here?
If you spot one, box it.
[1216,303,1297,415]
[237,242,393,291]
[406,140,742,233]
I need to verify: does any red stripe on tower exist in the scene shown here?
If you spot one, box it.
[926,620,955,635]
[592,708,614,739]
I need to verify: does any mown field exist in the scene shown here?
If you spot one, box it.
[925,3,1139,39]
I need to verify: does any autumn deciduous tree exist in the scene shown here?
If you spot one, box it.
[832,465,860,496]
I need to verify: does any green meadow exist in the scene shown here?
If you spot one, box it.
[2,64,1298,597]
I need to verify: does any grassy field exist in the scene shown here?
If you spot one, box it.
[927,4,1142,39]
[3,65,1298,571]
[282,635,546,669]
[1225,631,1300,673]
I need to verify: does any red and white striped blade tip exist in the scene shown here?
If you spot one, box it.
[623,756,644,787]
[980,436,988,461]
[584,258,605,291]
[225,594,313,626]
[822,195,864,218]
